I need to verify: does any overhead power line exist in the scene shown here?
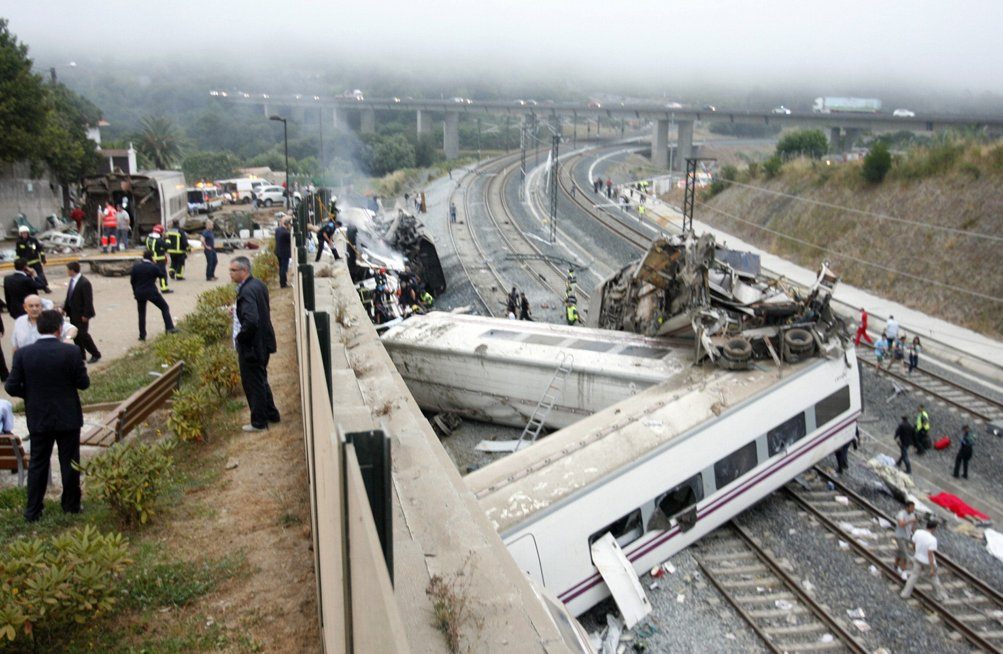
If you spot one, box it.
[697,201,1003,305]
[720,178,1003,245]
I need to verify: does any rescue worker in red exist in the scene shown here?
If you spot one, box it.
[854,307,874,346]
[100,202,118,253]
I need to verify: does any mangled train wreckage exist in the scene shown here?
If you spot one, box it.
[589,231,848,370]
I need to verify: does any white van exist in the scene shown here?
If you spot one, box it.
[217,178,262,204]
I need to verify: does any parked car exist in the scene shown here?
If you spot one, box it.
[772,106,792,115]
[892,108,916,117]
[703,104,717,112]
[254,186,287,207]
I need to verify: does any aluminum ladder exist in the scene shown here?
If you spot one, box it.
[515,352,573,451]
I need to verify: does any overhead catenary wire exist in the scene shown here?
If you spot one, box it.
[697,201,1003,305]
[718,177,1003,244]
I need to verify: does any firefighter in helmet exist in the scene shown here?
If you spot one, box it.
[145,224,171,293]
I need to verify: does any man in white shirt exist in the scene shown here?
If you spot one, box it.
[900,520,948,601]
[11,295,76,352]
[885,315,900,343]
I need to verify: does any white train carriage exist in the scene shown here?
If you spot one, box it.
[381,312,688,429]
[466,345,861,616]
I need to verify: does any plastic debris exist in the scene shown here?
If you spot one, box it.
[775,600,794,611]
[852,620,871,632]
[847,608,866,619]
[788,528,796,535]
[834,495,849,505]
[663,562,676,575]
[600,613,623,654]
[802,579,816,593]
[650,565,664,578]
[876,517,892,529]
[838,540,849,550]
[819,633,834,643]
[648,581,659,590]
[676,594,685,604]
[868,565,880,576]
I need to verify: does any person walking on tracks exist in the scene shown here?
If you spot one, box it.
[5,309,90,523]
[900,520,948,602]
[894,501,918,579]
[854,308,874,346]
[907,336,922,374]
[63,261,102,364]
[130,249,176,341]
[953,425,975,479]
[894,415,915,474]
[230,256,280,433]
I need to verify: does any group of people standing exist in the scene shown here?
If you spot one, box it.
[856,309,922,373]
[505,286,532,321]
[893,405,974,479]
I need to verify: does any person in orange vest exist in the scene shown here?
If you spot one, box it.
[100,202,118,253]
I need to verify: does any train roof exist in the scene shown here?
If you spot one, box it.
[466,352,840,533]
[381,312,690,383]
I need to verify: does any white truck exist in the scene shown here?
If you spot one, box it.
[812,97,882,114]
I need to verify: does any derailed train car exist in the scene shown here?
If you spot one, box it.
[588,231,847,370]
[81,170,187,239]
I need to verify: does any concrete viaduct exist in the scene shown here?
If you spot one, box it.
[214,92,1003,169]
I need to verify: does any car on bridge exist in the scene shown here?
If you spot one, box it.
[772,106,792,115]
[893,108,916,117]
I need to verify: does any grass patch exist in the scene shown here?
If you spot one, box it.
[79,346,166,405]
[121,543,246,610]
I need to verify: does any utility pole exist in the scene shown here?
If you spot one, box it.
[683,157,716,234]
[548,117,560,244]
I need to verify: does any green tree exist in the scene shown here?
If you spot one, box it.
[776,129,829,160]
[362,133,415,176]
[39,81,103,188]
[134,115,183,169]
[182,150,240,183]
[0,19,47,165]
[861,142,892,183]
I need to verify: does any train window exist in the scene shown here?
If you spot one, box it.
[588,509,643,550]
[656,474,703,532]
[767,413,808,456]
[570,339,614,352]
[815,386,851,427]
[714,441,758,489]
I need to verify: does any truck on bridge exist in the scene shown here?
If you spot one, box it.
[812,96,882,114]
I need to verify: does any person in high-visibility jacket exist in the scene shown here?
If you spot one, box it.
[100,202,118,253]
[566,298,580,325]
[165,220,190,280]
[145,225,171,293]
[15,225,51,293]
[420,290,434,308]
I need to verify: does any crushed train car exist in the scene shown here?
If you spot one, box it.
[81,170,187,238]
[588,231,849,369]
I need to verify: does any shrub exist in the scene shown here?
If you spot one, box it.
[251,247,278,285]
[75,439,176,526]
[167,386,213,443]
[776,129,829,160]
[152,332,205,369]
[0,526,132,647]
[194,342,240,398]
[861,142,892,183]
[763,155,783,179]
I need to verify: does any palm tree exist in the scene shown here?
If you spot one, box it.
[134,115,182,169]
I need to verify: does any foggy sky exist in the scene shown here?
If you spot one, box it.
[5,0,1003,99]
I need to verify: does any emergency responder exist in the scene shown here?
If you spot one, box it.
[100,201,118,253]
[15,226,50,293]
[566,268,577,299]
[145,225,171,293]
[165,220,190,280]
[566,297,580,325]
[420,288,434,309]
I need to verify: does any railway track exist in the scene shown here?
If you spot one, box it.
[856,346,1003,425]
[695,522,869,653]
[787,467,1003,652]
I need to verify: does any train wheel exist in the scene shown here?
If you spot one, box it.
[784,328,815,360]
[722,337,752,361]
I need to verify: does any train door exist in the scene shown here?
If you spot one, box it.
[507,533,545,585]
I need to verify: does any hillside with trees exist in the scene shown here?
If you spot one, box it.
[698,131,1003,339]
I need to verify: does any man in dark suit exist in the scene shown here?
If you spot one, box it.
[63,261,102,363]
[5,309,90,522]
[274,216,292,288]
[130,249,177,341]
[230,256,279,432]
[3,258,44,318]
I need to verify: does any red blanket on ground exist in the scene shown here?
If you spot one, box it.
[933,436,951,450]
[929,492,990,521]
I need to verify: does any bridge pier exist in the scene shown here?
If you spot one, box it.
[651,119,669,168]
[443,112,459,160]
[417,110,432,135]
[676,120,695,169]
[360,108,376,134]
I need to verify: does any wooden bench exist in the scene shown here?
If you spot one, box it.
[81,361,185,447]
[0,433,28,486]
